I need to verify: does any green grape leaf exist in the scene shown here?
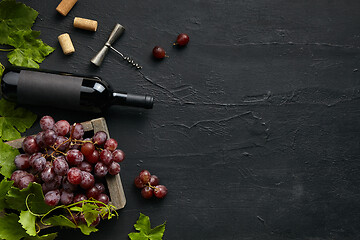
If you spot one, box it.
[43,215,77,229]
[0,0,38,45]
[24,233,58,240]
[6,182,53,214]
[7,30,55,68]
[0,213,28,240]
[0,178,13,210]
[128,232,149,240]
[77,224,99,235]
[19,210,36,236]
[128,213,166,240]
[0,0,54,68]
[82,203,100,227]
[0,98,37,141]
[0,140,19,178]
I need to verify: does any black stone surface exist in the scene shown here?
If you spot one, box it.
[1,0,360,239]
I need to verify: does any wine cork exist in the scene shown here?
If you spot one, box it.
[58,33,75,55]
[56,0,78,16]
[73,17,98,31]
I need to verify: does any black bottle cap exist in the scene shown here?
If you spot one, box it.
[126,93,154,109]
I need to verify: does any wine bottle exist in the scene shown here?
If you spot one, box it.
[1,67,153,112]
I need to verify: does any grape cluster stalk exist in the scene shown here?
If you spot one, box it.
[11,116,125,225]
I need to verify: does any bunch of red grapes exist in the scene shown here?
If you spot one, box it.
[134,170,168,199]
[11,116,125,209]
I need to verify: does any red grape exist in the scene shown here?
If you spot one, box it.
[73,193,87,206]
[152,46,166,59]
[149,175,159,186]
[80,171,95,189]
[108,162,120,175]
[22,136,40,154]
[94,162,108,177]
[14,154,30,170]
[18,174,35,189]
[175,33,189,46]
[70,123,84,139]
[42,176,62,193]
[53,156,69,176]
[141,186,154,199]
[95,183,106,193]
[86,149,100,164]
[134,176,145,189]
[67,167,82,185]
[66,149,84,165]
[41,165,55,182]
[44,129,57,146]
[54,136,70,151]
[44,190,60,206]
[139,170,151,184]
[100,149,113,165]
[104,138,118,151]
[96,193,109,205]
[62,176,78,192]
[78,161,93,172]
[86,186,100,199]
[35,131,46,149]
[60,189,74,205]
[11,170,29,187]
[54,120,70,136]
[112,149,125,162]
[81,142,95,157]
[31,156,46,172]
[29,153,42,165]
[154,185,168,198]
[93,131,107,146]
[40,116,55,131]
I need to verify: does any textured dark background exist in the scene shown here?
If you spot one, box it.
[1,0,360,239]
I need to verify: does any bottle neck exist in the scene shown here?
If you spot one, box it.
[111,92,127,105]
[111,91,154,109]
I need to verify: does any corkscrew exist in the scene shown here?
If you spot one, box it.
[91,23,142,69]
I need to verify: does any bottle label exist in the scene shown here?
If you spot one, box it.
[17,70,82,108]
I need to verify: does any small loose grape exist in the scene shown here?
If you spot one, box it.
[175,33,189,46]
[152,46,166,59]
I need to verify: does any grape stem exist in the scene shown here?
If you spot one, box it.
[147,182,157,189]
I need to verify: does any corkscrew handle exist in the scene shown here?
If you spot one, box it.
[106,23,125,45]
[91,23,125,67]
